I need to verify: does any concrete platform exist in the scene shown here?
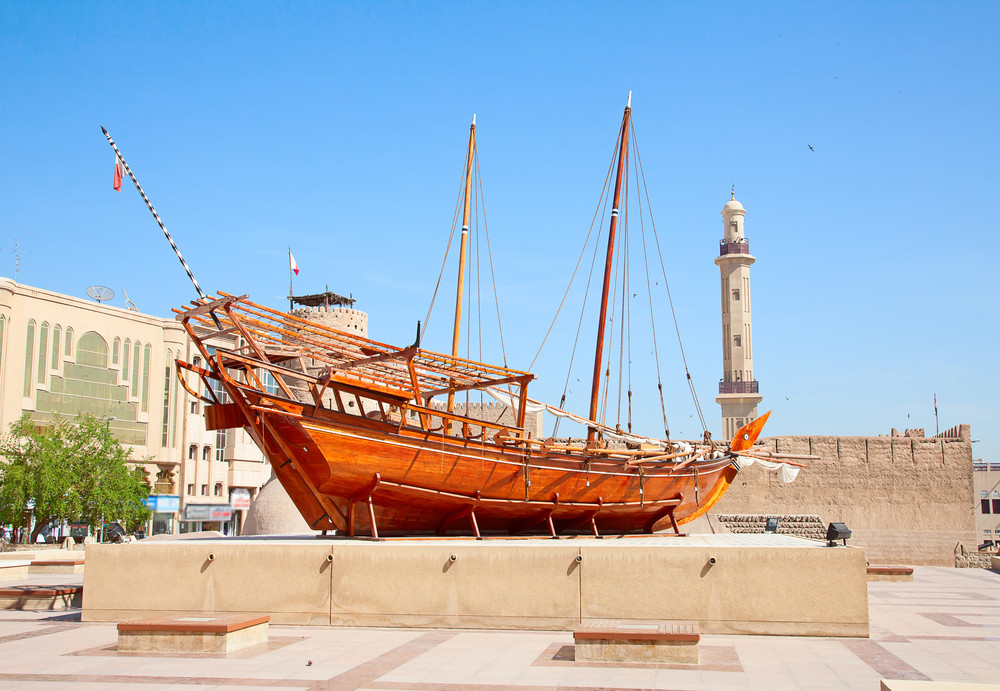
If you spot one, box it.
[82,533,869,636]
[117,613,269,653]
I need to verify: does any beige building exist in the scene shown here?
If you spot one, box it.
[0,277,269,536]
[714,192,762,441]
[974,459,1000,547]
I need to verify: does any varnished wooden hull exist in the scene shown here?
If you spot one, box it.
[248,397,738,537]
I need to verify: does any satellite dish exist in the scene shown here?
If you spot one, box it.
[86,285,115,303]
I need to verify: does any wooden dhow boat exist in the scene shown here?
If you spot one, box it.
[163,98,799,538]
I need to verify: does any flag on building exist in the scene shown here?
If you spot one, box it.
[289,248,299,276]
[113,155,124,192]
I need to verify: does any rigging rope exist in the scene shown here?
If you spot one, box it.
[631,122,708,434]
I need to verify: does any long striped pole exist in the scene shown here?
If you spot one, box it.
[101,126,220,328]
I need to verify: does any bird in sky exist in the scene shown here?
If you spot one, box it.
[808,144,815,152]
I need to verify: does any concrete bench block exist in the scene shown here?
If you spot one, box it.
[117,613,270,654]
[574,620,699,663]
[867,565,914,582]
[30,559,85,574]
[0,586,83,610]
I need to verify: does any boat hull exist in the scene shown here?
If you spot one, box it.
[250,400,737,537]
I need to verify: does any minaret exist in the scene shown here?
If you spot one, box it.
[714,189,763,441]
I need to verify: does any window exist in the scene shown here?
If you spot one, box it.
[64,326,73,357]
[51,325,61,370]
[994,491,1000,498]
[189,445,197,460]
[202,447,211,461]
[162,350,172,446]
[734,335,742,347]
[0,315,5,370]
[112,337,120,365]
[983,499,991,514]
[37,322,48,384]
[190,401,198,414]
[261,370,279,396]
[214,483,222,496]
[216,428,227,462]
[131,342,140,398]
[23,320,35,396]
[732,289,740,301]
[123,339,131,382]
[141,344,151,412]
[201,484,208,496]
[992,499,1000,514]
[76,332,109,368]
[187,483,194,495]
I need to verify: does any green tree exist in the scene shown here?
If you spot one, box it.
[0,413,151,542]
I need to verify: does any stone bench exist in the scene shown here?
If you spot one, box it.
[30,559,85,574]
[0,561,31,582]
[867,565,914,582]
[573,620,700,663]
[117,613,270,654]
[0,585,83,610]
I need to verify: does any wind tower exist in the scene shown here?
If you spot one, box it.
[715,189,763,441]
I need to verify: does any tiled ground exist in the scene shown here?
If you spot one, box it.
[0,567,998,690]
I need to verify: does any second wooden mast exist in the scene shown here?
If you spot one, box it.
[448,115,477,413]
[588,93,632,442]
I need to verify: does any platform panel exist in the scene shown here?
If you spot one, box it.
[81,534,869,636]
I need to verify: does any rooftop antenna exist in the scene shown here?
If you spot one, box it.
[7,238,26,280]
[86,285,115,303]
[122,288,138,311]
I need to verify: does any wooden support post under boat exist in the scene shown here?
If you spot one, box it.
[565,497,604,538]
[512,494,560,538]
[437,491,482,539]
[348,474,382,539]
[644,495,684,535]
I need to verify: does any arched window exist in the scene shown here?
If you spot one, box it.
[131,341,140,395]
[37,322,48,385]
[188,445,197,460]
[76,332,109,368]
[141,343,151,412]
[23,319,35,397]
[112,337,120,365]
[123,339,131,382]
[162,349,172,445]
[203,446,211,461]
[51,325,61,370]
[64,326,73,357]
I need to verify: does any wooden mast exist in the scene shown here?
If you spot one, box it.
[588,93,632,442]
[448,114,477,413]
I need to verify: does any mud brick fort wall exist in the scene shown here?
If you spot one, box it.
[293,305,368,335]
[711,424,977,566]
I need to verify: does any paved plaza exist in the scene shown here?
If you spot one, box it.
[0,567,998,690]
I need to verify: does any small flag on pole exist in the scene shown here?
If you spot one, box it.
[289,249,299,276]
[113,155,124,192]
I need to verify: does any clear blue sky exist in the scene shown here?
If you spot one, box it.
[1,2,996,458]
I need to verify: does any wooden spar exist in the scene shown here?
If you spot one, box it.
[448,114,476,413]
[100,126,222,330]
[588,94,632,442]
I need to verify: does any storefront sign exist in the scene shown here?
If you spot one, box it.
[144,495,180,513]
[184,503,233,521]
[230,488,251,510]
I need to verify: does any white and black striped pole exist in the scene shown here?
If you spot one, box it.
[101,126,221,328]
